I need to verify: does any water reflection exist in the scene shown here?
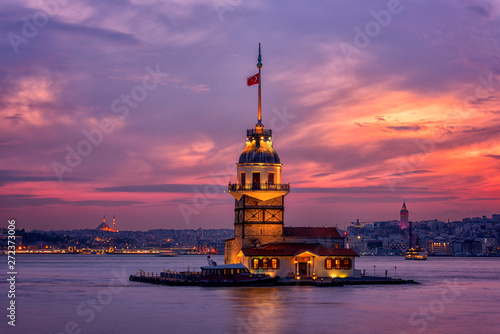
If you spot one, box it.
[222,287,285,334]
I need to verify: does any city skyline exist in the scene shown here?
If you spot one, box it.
[1,1,500,231]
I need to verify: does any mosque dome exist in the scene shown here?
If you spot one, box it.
[97,223,110,230]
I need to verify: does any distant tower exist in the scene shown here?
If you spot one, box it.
[113,214,116,232]
[400,201,409,229]
[225,44,290,264]
[103,214,106,224]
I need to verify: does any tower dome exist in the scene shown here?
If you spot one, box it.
[239,131,280,164]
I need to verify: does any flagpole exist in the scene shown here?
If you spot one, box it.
[257,43,263,129]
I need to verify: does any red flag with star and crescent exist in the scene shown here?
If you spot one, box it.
[247,73,259,86]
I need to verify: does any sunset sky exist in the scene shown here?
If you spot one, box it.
[1,0,500,231]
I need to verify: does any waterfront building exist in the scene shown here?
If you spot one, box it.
[224,45,359,279]
[426,240,452,255]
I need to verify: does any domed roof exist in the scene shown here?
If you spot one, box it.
[239,139,281,164]
[97,223,110,230]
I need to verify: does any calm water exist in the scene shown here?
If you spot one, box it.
[1,255,499,334]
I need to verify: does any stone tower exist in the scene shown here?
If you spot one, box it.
[400,201,409,229]
[225,44,290,264]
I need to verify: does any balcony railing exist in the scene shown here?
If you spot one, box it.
[228,182,290,192]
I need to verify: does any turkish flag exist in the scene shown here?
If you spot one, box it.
[247,73,259,86]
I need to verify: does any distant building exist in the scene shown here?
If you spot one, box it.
[427,240,452,255]
[96,215,119,232]
[400,201,409,229]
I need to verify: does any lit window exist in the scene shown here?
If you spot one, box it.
[253,258,259,269]
[263,258,268,269]
[335,258,341,270]
[272,258,279,269]
[325,258,332,270]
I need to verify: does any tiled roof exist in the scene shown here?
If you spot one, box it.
[241,243,359,257]
[284,227,342,238]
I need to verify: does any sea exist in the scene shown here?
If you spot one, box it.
[1,255,499,334]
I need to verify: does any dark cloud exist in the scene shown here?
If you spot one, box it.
[196,174,232,180]
[293,185,436,195]
[387,170,433,177]
[468,197,498,201]
[313,196,460,204]
[96,184,226,193]
[0,170,82,186]
[0,194,143,208]
[466,3,493,18]
[71,200,144,207]
[312,172,336,177]
[385,125,423,132]
[0,194,65,208]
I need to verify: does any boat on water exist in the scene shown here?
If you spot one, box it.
[405,246,428,260]
[158,250,179,257]
[199,263,279,287]
[405,221,428,260]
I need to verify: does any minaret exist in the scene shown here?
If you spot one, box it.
[225,44,290,264]
[113,214,116,232]
[400,201,409,229]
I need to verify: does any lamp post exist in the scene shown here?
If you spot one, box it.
[374,265,376,276]
[395,266,397,278]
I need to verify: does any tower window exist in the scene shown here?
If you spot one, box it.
[267,172,274,185]
[252,172,260,190]
[240,172,246,186]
